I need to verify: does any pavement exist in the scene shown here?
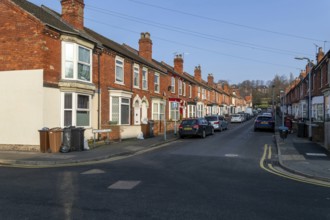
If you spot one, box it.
[0,120,330,183]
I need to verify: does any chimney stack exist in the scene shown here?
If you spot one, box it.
[194,65,202,82]
[61,0,85,30]
[139,32,153,61]
[174,54,183,74]
[317,47,325,63]
[207,73,214,86]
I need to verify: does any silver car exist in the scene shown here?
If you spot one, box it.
[230,114,244,123]
[205,115,228,131]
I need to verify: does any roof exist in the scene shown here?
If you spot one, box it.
[84,28,166,74]
[11,0,100,45]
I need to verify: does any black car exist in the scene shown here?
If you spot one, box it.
[254,115,275,132]
[178,118,214,138]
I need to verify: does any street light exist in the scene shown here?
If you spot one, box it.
[280,90,284,127]
[295,57,312,141]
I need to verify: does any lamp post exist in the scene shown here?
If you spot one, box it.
[280,90,284,127]
[272,84,275,124]
[295,57,312,141]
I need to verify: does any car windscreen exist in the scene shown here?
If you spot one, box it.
[181,120,197,125]
[257,116,272,121]
[232,114,240,117]
[205,116,217,121]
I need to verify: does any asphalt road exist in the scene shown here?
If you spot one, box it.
[1,120,330,220]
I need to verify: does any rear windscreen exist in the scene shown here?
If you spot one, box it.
[181,120,197,125]
[205,116,217,121]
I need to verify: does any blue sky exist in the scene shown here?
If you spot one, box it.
[28,0,330,85]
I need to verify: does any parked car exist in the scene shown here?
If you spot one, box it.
[178,118,214,138]
[254,115,275,132]
[205,115,228,131]
[230,114,244,123]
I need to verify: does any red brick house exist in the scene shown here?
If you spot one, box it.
[0,0,244,149]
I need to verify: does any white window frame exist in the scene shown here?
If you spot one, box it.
[62,42,92,83]
[115,56,124,85]
[133,64,140,88]
[61,92,91,128]
[154,72,160,93]
[189,85,192,98]
[198,87,201,98]
[142,67,148,90]
[197,103,204,117]
[169,101,179,121]
[178,79,182,96]
[171,77,175,93]
[188,104,196,118]
[152,99,165,120]
[202,89,206,100]
[110,96,131,125]
[183,82,186,96]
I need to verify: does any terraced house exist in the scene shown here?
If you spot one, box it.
[0,0,244,150]
[283,48,330,150]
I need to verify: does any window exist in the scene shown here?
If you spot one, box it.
[189,85,192,98]
[183,82,186,96]
[154,73,160,93]
[188,105,196,118]
[62,42,92,82]
[197,103,204,117]
[152,100,165,120]
[142,68,148,90]
[327,62,330,84]
[115,56,124,84]
[110,97,130,125]
[202,89,206,100]
[170,77,175,93]
[62,93,91,127]
[312,103,324,121]
[133,64,139,88]
[198,87,201,98]
[170,101,179,121]
[178,80,182,96]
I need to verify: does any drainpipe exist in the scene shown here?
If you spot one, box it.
[98,52,101,130]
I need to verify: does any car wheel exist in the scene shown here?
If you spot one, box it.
[201,130,206,138]
[179,134,184,139]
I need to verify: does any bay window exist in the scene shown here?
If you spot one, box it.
[62,93,91,127]
[62,42,92,82]
[152,100,165,120]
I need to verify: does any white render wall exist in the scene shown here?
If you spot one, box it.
[0,70,44,145]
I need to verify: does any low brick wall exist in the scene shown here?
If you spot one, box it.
[312,122,324,143]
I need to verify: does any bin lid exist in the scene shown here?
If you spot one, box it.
[278,126,289,131]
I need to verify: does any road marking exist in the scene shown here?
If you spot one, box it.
[225,154,239,157]
[81,169,105,175]
[306,153,327,157]
[260,144,330,188]
[108,180,141,190]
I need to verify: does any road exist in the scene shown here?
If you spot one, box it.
[1,120,330,219]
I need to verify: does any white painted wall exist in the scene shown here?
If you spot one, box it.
[0,70,44,145]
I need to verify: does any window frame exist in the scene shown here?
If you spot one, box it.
[154,72,160,93]
[115,56,124,85]
[142,67,148,90]
[133,64,140,88]
[61,92,91,128]
[110,96,131,125]
[62,42,92,83]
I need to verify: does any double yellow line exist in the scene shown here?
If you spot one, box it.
[260,144,330,188]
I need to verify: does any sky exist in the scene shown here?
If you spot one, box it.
[28,0,330,85]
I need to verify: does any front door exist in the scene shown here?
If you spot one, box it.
[134,100,141,125]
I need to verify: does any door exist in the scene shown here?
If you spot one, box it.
[134,100,141,125]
